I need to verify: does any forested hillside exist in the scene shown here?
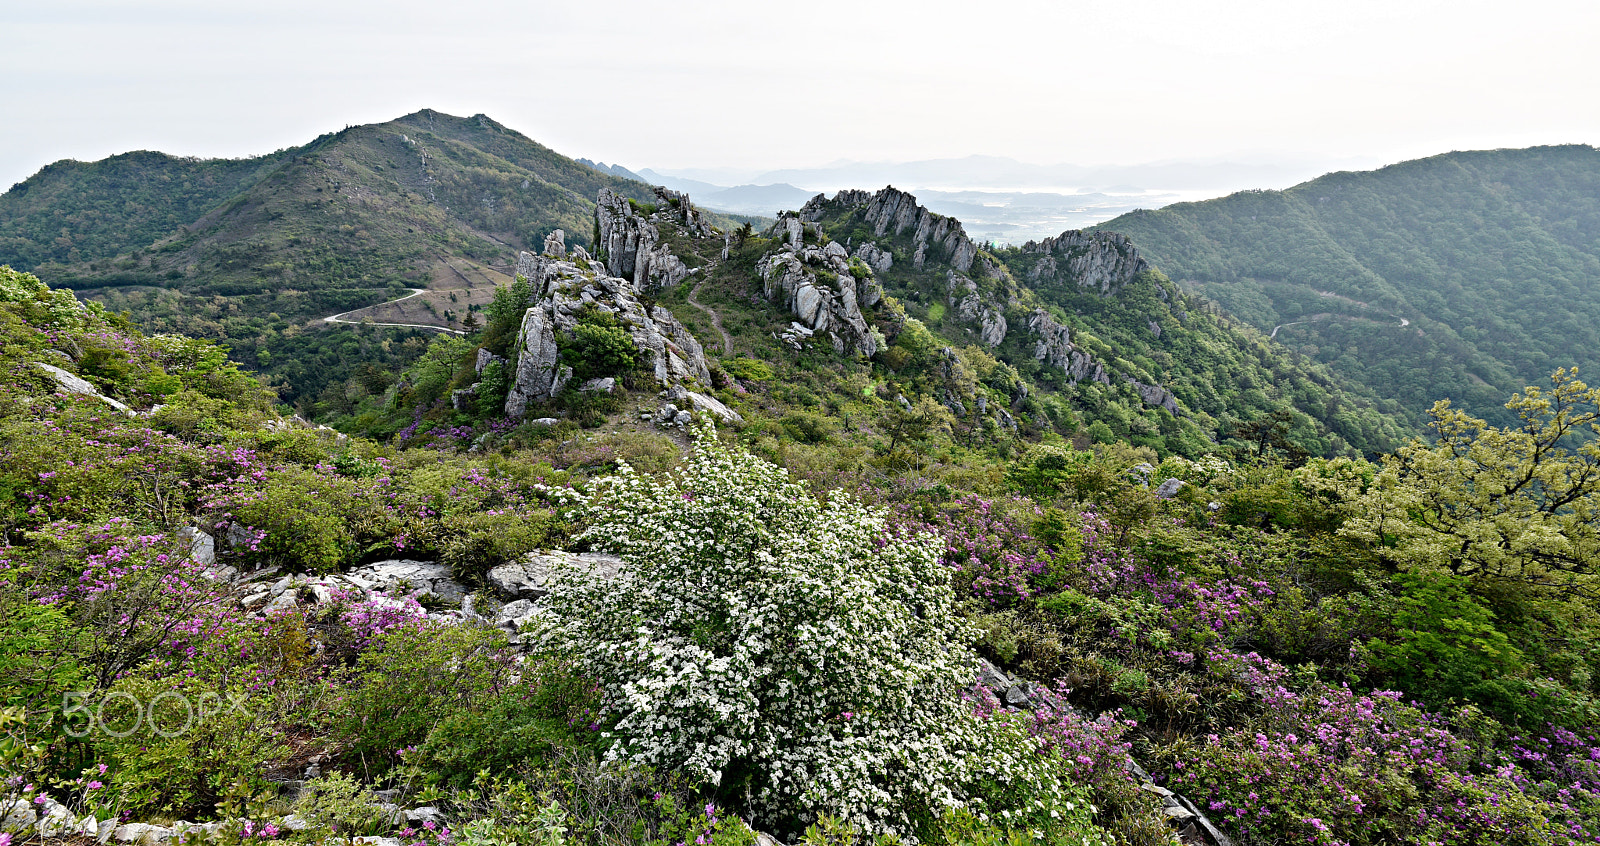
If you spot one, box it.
[1097,145,1600,426]
[0,110,658,407]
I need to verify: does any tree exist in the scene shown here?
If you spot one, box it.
[537,423,1061,836]
[1345,368,1600,592]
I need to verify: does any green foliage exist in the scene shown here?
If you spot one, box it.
[98,675,288,818]
[1346,368,1600,589]
[1006,444,1093,500]
[560,322,637,382]
[1101,145,1600,426]
[721,357,774,382]
[339,622,516,771]
[439,510,563,585]
[292,772,392,838]
[229,466,364,573]
[409,658,600,788]
[1353,570,1526,711]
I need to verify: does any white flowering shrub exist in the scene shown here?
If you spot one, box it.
[540,421,1108,842]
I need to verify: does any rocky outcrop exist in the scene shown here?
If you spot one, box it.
[1018,231,1150,295]
[853,241,893,274]
[594,187,702,292]
[504,305,567,419]
[35,362,132,414]
[948,272,1008,347]
[758,223,883,357]
[1027,309,1109,385]
[504,251,712,418]
[1130,379,1180,414]
[832,187,980,272]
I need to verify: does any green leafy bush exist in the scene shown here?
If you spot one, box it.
[338,622,515,770]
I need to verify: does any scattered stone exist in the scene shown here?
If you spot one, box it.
[346,560,468,604]
[114,823,175,845]
[578,377,615,393]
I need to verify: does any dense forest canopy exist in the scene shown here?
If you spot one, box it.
[1097,145,1600,428]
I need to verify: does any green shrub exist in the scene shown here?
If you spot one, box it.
[338,622,515,771]
[562,323,637,382]
[98,676,287,819]
[440,510,564,585]
[722,357,774,382]
[293,772,392,837]
[228,466,365,573]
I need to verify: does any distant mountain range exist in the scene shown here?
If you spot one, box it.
[1095,144,1600,426]
[599,155,1379,243]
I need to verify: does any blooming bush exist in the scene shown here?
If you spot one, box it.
[540,422,1106,840]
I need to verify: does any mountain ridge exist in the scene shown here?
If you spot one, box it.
[1094,144,1600,425]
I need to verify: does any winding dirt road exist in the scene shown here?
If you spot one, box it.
[321,288,466,335]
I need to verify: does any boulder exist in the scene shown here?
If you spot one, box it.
[543,229,567,258]
[35,362,133,414]
[661,385,742,424]
[504,306,568,419]
[1,797,36,832]
[1153,478,1186,499]
[180,527,216,567]
[346,560,468,604]
[853,241,893,274]
[487,550,623,601]
[475,348,506,374]
[114,823,176,845]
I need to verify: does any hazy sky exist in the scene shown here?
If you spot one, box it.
[4,0,1598,191]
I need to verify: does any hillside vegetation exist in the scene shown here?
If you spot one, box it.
[3,250,1599,846]
[1097,145,1600,426]
[0,110,659,408]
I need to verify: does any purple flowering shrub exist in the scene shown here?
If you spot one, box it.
[1162,679,1600,846]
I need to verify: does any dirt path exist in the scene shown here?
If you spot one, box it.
[321,289,466,335]
[686,272,733,353]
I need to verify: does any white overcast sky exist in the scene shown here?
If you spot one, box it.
[3,0,1598,190]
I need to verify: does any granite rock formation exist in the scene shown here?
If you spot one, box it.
[758,217,884,357]
[1018,230,1150,295]
[504,250,711,418]
[593,187,696,292]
